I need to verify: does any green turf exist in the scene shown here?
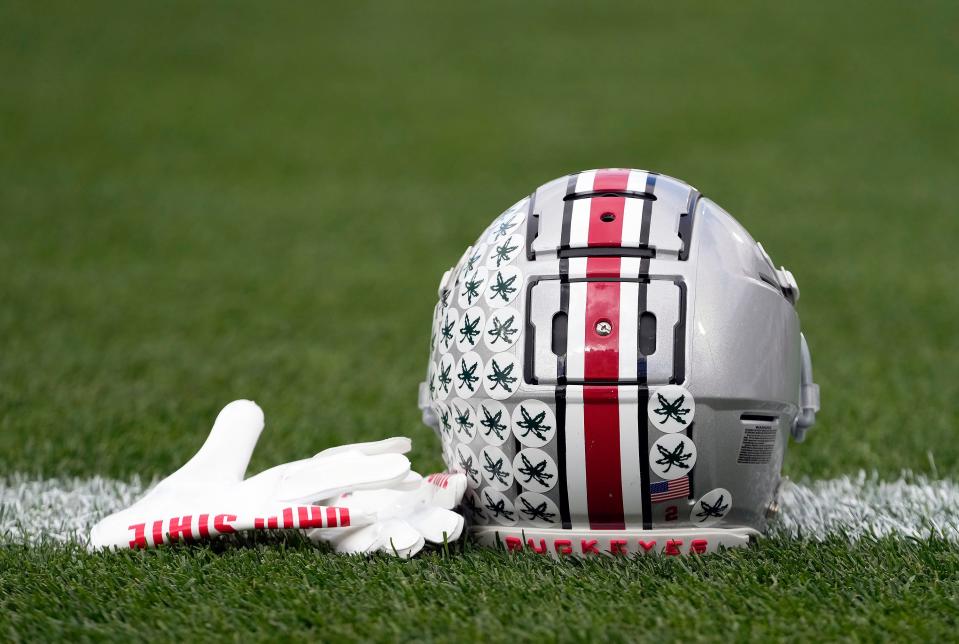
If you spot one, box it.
[4,536,959,642]
[1,0,958,640]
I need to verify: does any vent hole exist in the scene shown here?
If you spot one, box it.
[563,190,657,202]
[600,212,616,223]
[639,311,657,356]
[551,312,568,357]
[741,413,778,423]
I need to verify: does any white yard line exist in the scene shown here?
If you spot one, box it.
[1,472,958,546]
[773,472,959,541]
[0,475,150,545]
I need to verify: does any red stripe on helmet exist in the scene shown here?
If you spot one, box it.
[587,169,628,247]
[582,384,625,529]
[592,168,631,193]
[582,169,627,530]
[583,277,621,379]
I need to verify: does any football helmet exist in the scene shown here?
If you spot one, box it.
[418,169,819,557]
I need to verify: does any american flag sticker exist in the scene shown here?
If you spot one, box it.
[650,476,690,504]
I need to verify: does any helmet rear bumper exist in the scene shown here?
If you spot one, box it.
[471,524,757,558]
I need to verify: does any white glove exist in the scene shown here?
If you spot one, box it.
[308,471,467,558]
[89,400,415,550]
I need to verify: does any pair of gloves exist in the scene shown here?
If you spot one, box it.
[89,400,465,558]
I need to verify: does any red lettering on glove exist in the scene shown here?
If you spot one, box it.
[152,520,164,546]
[526,538,547,554]
[168,515,193,542]
[664,539,683,556]
[690,539,708,554]
[639,540,657,552]
[505,536,523,552]
[555,539,572,555]
[581,539,600,555]
[128,524,147,549]
[214,514,237,534]
[298,506,318,529]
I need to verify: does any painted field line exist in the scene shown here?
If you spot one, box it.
[772,472,959,541]
[0,475,150,545]
[1,472,958,546]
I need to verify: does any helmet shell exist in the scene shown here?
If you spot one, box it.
[419,169,812,556]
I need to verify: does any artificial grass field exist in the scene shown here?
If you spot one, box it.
[1,0,958,640]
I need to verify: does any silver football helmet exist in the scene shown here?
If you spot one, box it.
[418,169,819,557]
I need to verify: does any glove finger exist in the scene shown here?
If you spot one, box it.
[160,400,264,488]
[314,519,425,558]
[313,524,380,554]
[320,472,467,519]
[422,472,468,510]
[275,453,411,503]
[373,519,424,558]
[406,506,465,544]
[316,488,403,515]
[392,471,423,492]
[314,437,412,459]
[315,471,426,515]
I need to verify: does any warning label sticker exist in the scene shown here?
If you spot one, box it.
[737,419,779,465]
